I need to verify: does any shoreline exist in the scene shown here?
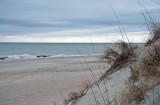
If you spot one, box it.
[0,54,102,60]
[0,55,107,74]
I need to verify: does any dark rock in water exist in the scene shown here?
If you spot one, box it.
[0,57,7,60]
[37,55,49,58]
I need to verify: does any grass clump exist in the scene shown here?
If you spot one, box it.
[124,83,145,104]
[103,41,134,69]
[65,82,89,104]
[129,66,139,83]
[65,91,84,104]
[146,23,160,46]
[67,92,80,103]
[141,45,160,78]
[102,41,135,77]
[130,84,145,102]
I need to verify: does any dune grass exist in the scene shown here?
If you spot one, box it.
[146,24,160,46]
[129,66,139,83]
[101,41,135,79]
[65,1,160,105]
[141,45,160,78]
[103,41,134,69]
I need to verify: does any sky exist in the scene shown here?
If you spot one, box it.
[0,0,160,43]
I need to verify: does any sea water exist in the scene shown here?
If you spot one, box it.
[0,43,143,60]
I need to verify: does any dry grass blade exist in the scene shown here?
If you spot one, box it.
[146,23,160,46]
[138,1,160,46]
[151,0,160,5]
[102,41,135,78]
[124,83,145,104]
[67,92,79,103]
[131,84,145,102]
[116,40,130,51]
[154,45,160,61]
[141,45,160,78]
[102,48,119,63]
[129,66,139,82]
[66,83,89,104]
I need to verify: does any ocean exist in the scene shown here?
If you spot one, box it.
[0,43,143,60]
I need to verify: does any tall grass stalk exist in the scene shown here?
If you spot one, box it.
[91,43,110,103]
[77,50,107,105]
[107,0,131,45]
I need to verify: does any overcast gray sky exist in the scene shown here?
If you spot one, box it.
[0,0,159,42]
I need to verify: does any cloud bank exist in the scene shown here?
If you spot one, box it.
[0,0,159,42]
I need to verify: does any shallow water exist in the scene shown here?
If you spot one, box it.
[0,43,143,60]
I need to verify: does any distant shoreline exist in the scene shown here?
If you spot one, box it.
[0,54,102,60]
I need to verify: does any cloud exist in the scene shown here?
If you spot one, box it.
[0,0,159,42]
[0,28,149,42]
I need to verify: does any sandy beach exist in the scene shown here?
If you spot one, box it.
[0,56,109,105]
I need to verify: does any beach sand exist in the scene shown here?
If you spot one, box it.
[0,56,110,105]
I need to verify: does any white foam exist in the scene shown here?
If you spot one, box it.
[1,54,102,60]
[50,54,101,58]
[5,54,37,60]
